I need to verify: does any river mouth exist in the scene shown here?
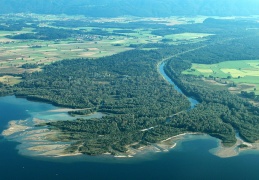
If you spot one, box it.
[1,61,201,160]
[1,62,257,161]
[0,96,214,162]
[158,61,259,158]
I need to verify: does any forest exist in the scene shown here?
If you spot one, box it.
[1,50,192,155]
[6,26,128,41]
[164,55,259,144]
[1,17,259,155]
[1,44,258,155]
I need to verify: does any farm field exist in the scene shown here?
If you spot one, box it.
[183,60,259,94]
[0,14,212,78]
[164,33,213,42]
[0,14,213,84]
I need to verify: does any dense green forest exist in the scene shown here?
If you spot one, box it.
[164,56,259,144]
[0,19,34,31]
[7,27,84,40]
[176,36,259,64]
[6,26,125,40]
[2,44,258,155]
[1,50,193,155]
[1,16,259,156]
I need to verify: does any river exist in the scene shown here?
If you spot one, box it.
[1,64,259,179]
[1,96,259,179]
[158,62,199,109]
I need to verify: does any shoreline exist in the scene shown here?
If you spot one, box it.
[212,136,257,158]
[2,120,30,136]
[3,118,259,159]
[161,132,198,142]
[1,119,193,158]
[47,108,91,113]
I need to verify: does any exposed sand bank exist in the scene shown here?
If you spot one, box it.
[48,108,90,113]
[117,133,197,158]
[2,120,30,136]
[2,119,193,158]
[213,136,255,158]
[3,117,259,159]
[2,118,77,157]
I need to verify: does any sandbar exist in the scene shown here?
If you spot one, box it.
[213,136,255,158]
[2,120,30,136]
[5,117,259,159]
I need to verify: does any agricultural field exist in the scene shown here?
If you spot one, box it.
[0,14,212,80]
[183,60,259,95]
[0,75,21,85]
[163,33,213,43]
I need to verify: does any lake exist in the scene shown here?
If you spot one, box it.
[1,96,259,180]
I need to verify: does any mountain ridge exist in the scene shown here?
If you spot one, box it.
[1,0,259,17]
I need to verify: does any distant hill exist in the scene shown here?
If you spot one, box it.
[1,0,259,17]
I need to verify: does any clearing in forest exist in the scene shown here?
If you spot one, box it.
[183,60,259,94]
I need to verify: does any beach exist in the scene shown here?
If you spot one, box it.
[1,118,76,157]
[212,136,255,158]
[1,118,194,158]
[2,120,30,136]
[3,116,259,159]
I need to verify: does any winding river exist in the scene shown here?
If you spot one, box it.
[1,62,259,179]
[158,62,199,109]
[158,61,249,153]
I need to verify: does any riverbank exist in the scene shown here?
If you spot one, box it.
[1,59,258,159]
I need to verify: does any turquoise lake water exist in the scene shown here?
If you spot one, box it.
[1,63,259,179]
[1,96,259,180]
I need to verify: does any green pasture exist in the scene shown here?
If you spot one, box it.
[183,60,259,94]
[0,33,133,68]
[163,33,213,44]
[0,26,160,70]
[0,15,214,76]
[0,75,22,85]
[165,33,213,40]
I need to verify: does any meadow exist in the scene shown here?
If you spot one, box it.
[183,60,259,94]
[0,14,211,85]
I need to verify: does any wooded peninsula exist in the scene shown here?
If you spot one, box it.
[1,16,259,156]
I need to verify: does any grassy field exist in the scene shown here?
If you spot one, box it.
[183,60,259,94]
[0,14,212,79]
[0,75,22,85]
[164,33,213,43]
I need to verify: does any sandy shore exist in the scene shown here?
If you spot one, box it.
[161,133,187,142]
[47,108,90,113]
[27,144,82,157]
[213,137,255,158]
[33,118,46,124]
[2,120,30,136]
[161,133,199,142]
[1,121,201,158]
[2,118,79,157]
[4,118,259,159]
[118,133,197,158]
